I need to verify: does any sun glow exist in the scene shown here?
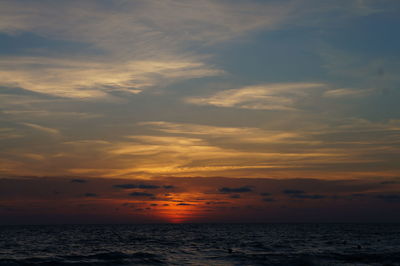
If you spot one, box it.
[148,192,206,223]
[156,203,200,223]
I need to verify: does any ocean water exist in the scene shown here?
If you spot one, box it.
[0,224,399,266]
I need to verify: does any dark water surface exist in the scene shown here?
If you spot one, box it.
[0,224,399,265]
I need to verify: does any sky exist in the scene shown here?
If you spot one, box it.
[0,0,400,224]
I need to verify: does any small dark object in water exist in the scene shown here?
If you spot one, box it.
[342,241,347,245]
[357,245,362,249]
[228,248,233,253]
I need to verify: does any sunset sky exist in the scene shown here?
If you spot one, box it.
[1,0,400,223]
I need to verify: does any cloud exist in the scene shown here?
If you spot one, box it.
[136,184,160,189]
[206,201,229,205]
[3,115,398,178]
[70,179,87,183]
[282,189,326,199]
[105,135,292,176]
[186,83,326,110]
[21,122,60,135]
[63,140,111,146]
[114,184,137,189]
[0,0,292,46]
[291,194,326,200]
[380,180,400,185]
[114,184,160,189]
[0,0,294,99]
[0,57,222,98]
[140,121,306,144]
[129,192,154,197]
[0,0,394,102]
[352,193,367,197]
[283,189,305,194]
[2,1,397,181]
[2,176,400,223]
[67,117,398,178]
[375,194,400,203]
[83,193,98,197]
[0,127,23,140]
[323,88,373,98]
[2,110,102,119]
[219,186,252,193]
[140,121,249,135]
[262,198,276,202]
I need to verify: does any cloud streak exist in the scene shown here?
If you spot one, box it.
[186,83,326,110]
[21,122,60,135]
[0,57,222,98]
[323,88,374,98]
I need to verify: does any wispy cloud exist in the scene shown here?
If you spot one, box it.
[323,88,374,98]
[186,83,326,110]
[0,57,222,98]
[0,128,23,139]
[38,117,396,178]
[1,116,398,179]
[0,0,293,47]
[0,0,398,181]
[87,121,353,177]
[0,0,294,99]
[140,121,310,144]
[21,122,60,135]
[3,110,101,119]
[19,153,46,161]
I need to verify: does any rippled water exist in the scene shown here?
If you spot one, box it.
[0,224,399,265]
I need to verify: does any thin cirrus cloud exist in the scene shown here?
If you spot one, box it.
[0,57,222,98]
[0,128,23,140]
[186,83,327,110]
[140,121,311,144]
[323,88,374,98]
[0,0,293,99]
[86,122,351,177]
[0,116,398,179]
[0,0,293,47]
[20,122,60,135]
[64,118,400,179]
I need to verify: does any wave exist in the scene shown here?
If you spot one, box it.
[0,251,165,266]
[221,250,400,266]
[1,224,400,265]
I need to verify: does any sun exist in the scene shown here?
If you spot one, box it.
[155,202,201,223]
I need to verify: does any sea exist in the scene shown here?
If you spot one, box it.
[0,224,399,265]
